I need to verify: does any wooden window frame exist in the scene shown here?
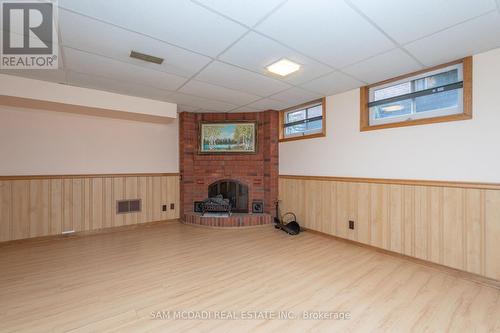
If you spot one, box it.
[360,57,472,132]
[279,97,326,142]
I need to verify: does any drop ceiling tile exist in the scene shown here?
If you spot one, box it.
[342,48,423,84]
[269,87,323,105]
[66,71,174,101]
[178,105,201,112]
[194,0,285,26]
[58,0,247,56]
[63,47,187,91]
[301,71,363,96]
[247,98,297,111]
[404,11,500,66]
[195,61,292,96]
[350,0,496,44]
[166,92,237,112]
[0,69,67,84]
[194,109,230,113]
[59,10,211,78]
[219,32,333,85]
[255,0,394,68]
[178,80,261,105]
[228,106,262,113]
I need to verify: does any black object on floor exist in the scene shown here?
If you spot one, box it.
[274,201,301,235]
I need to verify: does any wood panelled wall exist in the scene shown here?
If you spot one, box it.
[279,176,500,281]
[0,174,180,242]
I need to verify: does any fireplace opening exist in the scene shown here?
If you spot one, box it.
[208,180,249,213]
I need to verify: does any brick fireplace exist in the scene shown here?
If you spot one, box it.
[179,111,279,224]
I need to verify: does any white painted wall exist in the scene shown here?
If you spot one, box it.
[0,106,179,175]
[280,47,500,183]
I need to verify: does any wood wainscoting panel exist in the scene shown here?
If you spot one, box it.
[49,179,63,235]
[370,183,388,250]
[62,178,72,232]
[464,189,484,275]
[356,182,371,245]
[168,175,180,220]
[279,175,500,281]
[113,177,124,227]
[83,178,92,231]
[12,180,30,240]
[152,177,162,223]
[103,177,113,229]
[0,181,12,242]
[163,176,171,220]
[29,179,50,238]
[428,186,443,265]
[0,174,180,242]
[388,184,403,254]
[125,176,138,226]
[402,185,414,257]
[137,177,149,223]
[71,178,84,233]
[485,190,500,280]
[91,177,103,231]
[443,187,465,271]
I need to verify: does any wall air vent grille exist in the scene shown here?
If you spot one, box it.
[117,199,142,214]
[129,50,164,64]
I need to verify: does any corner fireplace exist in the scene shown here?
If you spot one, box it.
[208,179,249,213]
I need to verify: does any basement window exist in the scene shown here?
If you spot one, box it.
[279,98,326,142]
[360,57,472,131]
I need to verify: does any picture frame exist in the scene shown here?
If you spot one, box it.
[199,121,257,154]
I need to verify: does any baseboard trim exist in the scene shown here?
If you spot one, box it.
[304,228,500,290]
[0,219,180,247]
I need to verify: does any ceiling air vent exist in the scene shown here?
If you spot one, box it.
[117,199,142,214]
[129,50,164,65]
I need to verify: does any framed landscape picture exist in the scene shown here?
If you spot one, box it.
[199,122,257,154]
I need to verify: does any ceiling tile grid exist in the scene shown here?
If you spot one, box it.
[268,87,323,106]
[301,71,364,97]
[229,105,262,113]
[58,0,248,57]
[59,9,212,78]
[63,47,188,92]
[246,98,298,111]
[2,0,500,113]
[404,10,500,67]
[348,0,497,44]
[193,61,292,97]
[66,71,175,102]
[218,32,334,85]
[342,48,424,84]
[178,80,262,105]
[166,92,238,112]
[192,0,286,27]
[255,0,396,68]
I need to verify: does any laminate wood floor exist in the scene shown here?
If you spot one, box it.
[0,222,499,333]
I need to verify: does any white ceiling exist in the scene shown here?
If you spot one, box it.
[2,0,500,113]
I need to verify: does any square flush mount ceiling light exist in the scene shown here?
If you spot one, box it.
[266,58,300,76]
